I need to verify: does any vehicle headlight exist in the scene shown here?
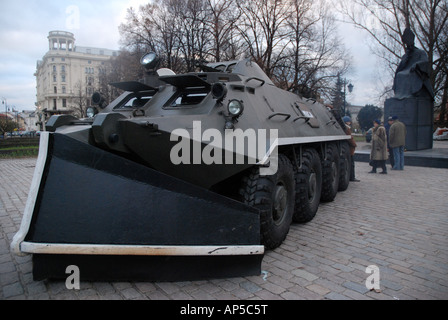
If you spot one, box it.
[86,107,97,118]
[140,52,159,70]
[228,100,244,118]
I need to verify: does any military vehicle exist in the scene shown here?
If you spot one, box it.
[12,53,351,281]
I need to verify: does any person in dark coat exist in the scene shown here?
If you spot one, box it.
[343,116,359,182]
[389,115,407,170]
[384,116,395,169]
[369,119,388,174]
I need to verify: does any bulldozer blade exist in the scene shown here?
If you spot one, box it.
[12,132,263,281]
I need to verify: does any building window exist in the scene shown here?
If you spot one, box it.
[88,60,92,64]
[53,99,57,110]
[53,75,57,82]
[62,58,65,62]
[62,86,66,94]
[61,65,65,72]
[53,65,56,72]
[61,75,66,82]
[54,86,57,94]
[62,99,67,108]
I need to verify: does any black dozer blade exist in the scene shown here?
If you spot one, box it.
[14,133,263,281]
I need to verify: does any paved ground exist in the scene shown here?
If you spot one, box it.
[1,157,447,300]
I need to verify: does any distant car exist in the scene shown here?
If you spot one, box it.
[365,128,372,143]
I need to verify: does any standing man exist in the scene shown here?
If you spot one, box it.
[384,116,395,169]
[389,115,407,170]
[369,119,388,174]
[342,116,360,182]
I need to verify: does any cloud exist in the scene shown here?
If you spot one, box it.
[0,0,148,110]
[337,22,383,107]
[0,0,381,110]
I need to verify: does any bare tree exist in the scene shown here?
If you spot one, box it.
[236,0,293,77]
[339,0,448,118]
[118,0,351,102]
[204,0,241,62]
[275,0,351,100]
[119,5,158,54]
[71,81,89,118]
[168,0,211,72]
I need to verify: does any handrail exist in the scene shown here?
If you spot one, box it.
[293,116,311,123]
[268,113,291,121]
[245,77,265,87]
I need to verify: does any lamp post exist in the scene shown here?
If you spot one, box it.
[342,80,354,116]
[1,97,8,138]
[1,97,6,115]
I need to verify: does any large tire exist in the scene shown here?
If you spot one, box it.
[240,154,295,250]
[321,143,340,202]
[338,141,351,192]
[293,148,322,223]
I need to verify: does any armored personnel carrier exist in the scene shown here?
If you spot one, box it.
[12,53,351,281]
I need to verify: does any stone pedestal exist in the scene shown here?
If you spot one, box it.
[384,98,433,151]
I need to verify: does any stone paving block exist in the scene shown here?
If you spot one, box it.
[3,282,24,298]
[306,284,331,296]
[0,159,447,300]
[342,281,370,294]
[291,269,319,282]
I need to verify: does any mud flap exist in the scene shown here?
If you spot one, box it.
[12,132,263,281]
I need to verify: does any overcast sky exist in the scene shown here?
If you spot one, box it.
[0,0,384,112]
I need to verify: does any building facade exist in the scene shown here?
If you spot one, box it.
[35,31,119,129]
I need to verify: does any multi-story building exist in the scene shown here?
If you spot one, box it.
[35,31,119,128]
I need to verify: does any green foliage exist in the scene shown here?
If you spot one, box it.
[0,117,17,134]
[357,104,383,132]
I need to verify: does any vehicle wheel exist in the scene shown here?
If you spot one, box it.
[240,154,295,250]
[293,148,322,223]
[338,142,351,192]
[321,143,340,202]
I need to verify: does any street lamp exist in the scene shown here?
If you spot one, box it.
[342,80,354,116]
[348,83,354,94]
[1,97,6,115]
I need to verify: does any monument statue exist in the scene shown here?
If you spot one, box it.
[392,28,434,100]
[384,27,434,151]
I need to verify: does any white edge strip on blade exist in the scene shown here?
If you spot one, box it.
[257,135,351,165]
[10,132,50,256]
[20,242,265,256]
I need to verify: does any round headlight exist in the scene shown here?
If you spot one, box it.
[228,100,244,117]
[140,52,159,70]
[86,107,97,118]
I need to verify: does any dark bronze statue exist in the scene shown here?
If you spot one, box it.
[393,28,434,100]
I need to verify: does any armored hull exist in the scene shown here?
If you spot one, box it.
[12,56,351,281]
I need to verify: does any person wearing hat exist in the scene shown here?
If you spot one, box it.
[389,115,407,170]
[385,116,395,169]
[369,119,388,174]
[342,116,360,182]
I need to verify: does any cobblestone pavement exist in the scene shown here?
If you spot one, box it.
[1,158,447,300]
